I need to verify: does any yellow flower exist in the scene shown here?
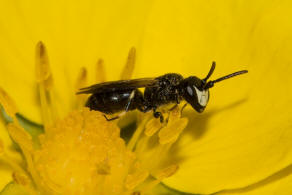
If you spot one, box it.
[0,0,292,195]
[0,40,187,194]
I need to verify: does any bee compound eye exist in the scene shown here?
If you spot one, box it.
[186,86,193,96]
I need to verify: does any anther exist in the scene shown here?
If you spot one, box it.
[75,67,87,90]
[159,118,188,145]
[125,170,149,190]
[35,41,53,88]
[12,172,30,186]
[75,67,88,108]
[144,118,162,137]
[156,164,179,180]
[0,87,18,118]
[120,47,136,80]
[96,59,106,83]
[7,123,33,152]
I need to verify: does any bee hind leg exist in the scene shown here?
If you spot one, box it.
[125,90,135,112]
[104,90,136,122]
[103,111,126,121]
[103,115,119,121]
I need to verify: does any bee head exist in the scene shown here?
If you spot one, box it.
[181,62,248,113]
[181,75,209,113]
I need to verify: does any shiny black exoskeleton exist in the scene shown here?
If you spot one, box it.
[85,89,145,115]
[77,62,248,122]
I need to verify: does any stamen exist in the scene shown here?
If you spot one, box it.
[12,171,31,186]
[134,118,162,157]
[120,47,136,80]
[0,153,26,176]
[74,67,88,109]
[132,106,188,179]
[23,149,46,193]
[159,118,188,145]
[0,138,28,176]
[155,164,179,180]
[6,123,43,191]
[139,165,179,194]
[0,87,18,119]
[0,139,3,154]
[127,115,150,151]
[35,41,55,129]
[12,172,38,195]
[7,123,33,152]
[96,59,106,83]
[139,178,161,194]
[75,67,87,90]
[144,118,162,137]
[125,169,149,190]
[0,135,41,194]
[35,42,53,88]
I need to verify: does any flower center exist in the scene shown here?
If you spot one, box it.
[33,108,135,194]
[0,42,189,195]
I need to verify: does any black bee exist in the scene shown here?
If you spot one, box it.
[77,62,247,122]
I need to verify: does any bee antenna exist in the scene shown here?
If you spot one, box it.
[204,70,248,89]
[203,61,216,82]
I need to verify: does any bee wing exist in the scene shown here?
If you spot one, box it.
[77,78,158,94]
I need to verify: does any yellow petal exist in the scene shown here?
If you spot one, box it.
[161,1,292,194]
[217,165,292,195]
[1,0,292,194]
[0,1,154,123]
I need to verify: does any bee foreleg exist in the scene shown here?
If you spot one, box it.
[153,108,164,123]
[180,103,187,116]
[169,104,178,111]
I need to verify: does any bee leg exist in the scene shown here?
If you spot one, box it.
[153,110,164,123]
[125,90,135,112]
[180,103,187,116]
[103,115,119,121]
[176,95,180,104]
[104,111,127,121]
[169,104,178,111]
[104,91,135,122]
